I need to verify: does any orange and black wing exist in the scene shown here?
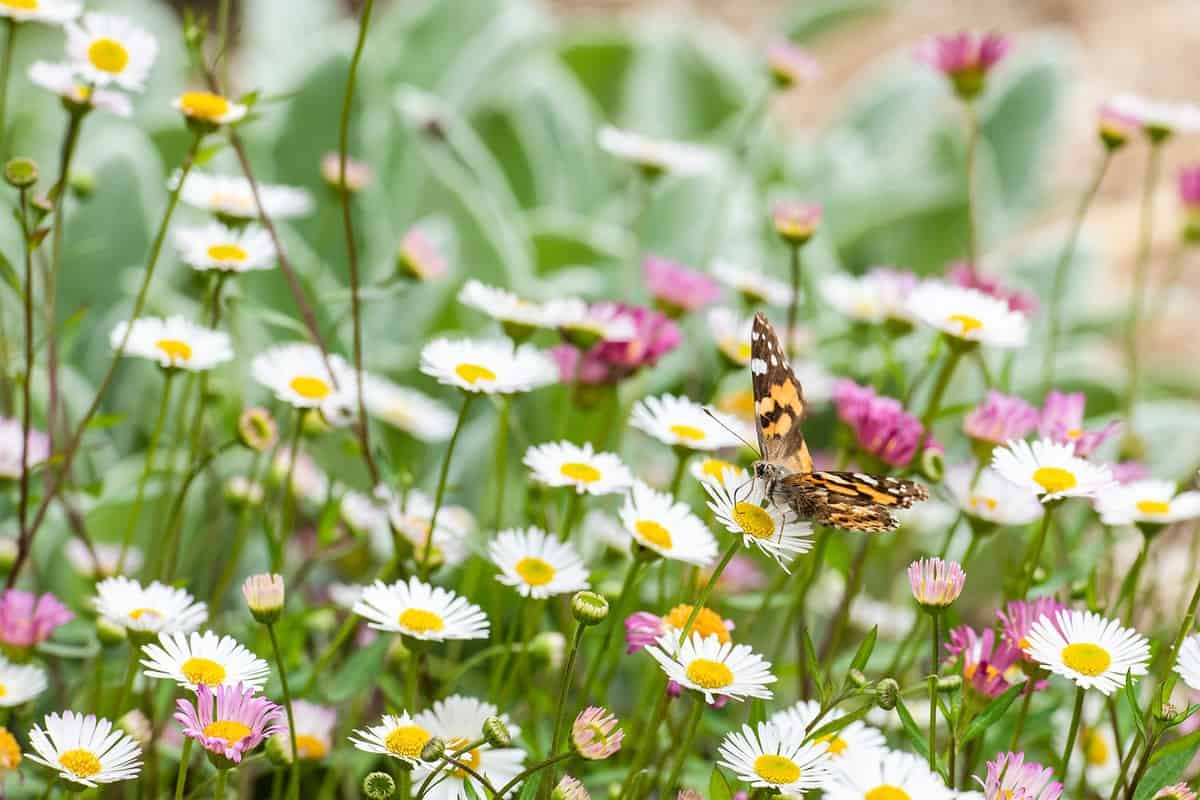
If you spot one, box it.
[750,312,813,473]
[780,470,929,532]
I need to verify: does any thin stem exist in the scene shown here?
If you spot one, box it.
[547,623,586,794]
[267,624,300,800]
[16,188,34,560]
[1123,729,1160,800]
[676,538,740,647]
[913,343,966,468]
[1008,687,1034,751]
[558,492,584,543]
[214,769,228,800]
[619,680,670,799]
[440,753,497,798]
[793,530,831,698]
[927,612,940,771]
[1060,686,1086,786]
[174,738,193,800]
[582,559,646,700]
[963,100,981,275]
[494,752,574,799]
[698,85,771,265]
[112,644,139,720]
[208,451,263,609]
[1016,504,1056,597]
[1123,140,1164,429]
[663,697,704,795]
[420,394,474,578]
[161,440,238,582]
[819,536,872,662]
[0,19,14,157]
[492,396,510,530]
[785,243,802,360]
[118,370,176,573]
[1116,532,1151,621]
[275,410,307,573]
[1162,545,1200,695]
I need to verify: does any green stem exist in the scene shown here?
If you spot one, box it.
[913,343,966,467]
[1060,686,1086,786]
[1116,532,1151,621]
[928,612,940,771]
[819,536,872,663]
[494,752,574,799]
[492,396,511,530]
[963,100,981,272]
[37,778,55,800]
[267,624,300,800]
[112,644,139,720]
[667,449,690,498]
[419,394,474,579]
[1123,140,1164,429]
[15,189,34,561]
[208,451,263,609]
[118,370,176,573]
[162,440,238,582]
[1016,504,1056,597]
[174,738,193,800]
[676,538,740,647]
[275,410,306,573]
[558,491,584,543]
[1162,555,1200,696]
[785,243,802,360]
[663,697,704,795]
[773,528,827,681]
[582,559,646,699]
[0,19,14,157]
[1123,729,1160,800]
[214,769,228,800]
[546,623,586,796]
[619,680,670,799]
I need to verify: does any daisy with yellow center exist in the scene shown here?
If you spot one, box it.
[488,527,590,599]
[28,61,131,116]
[690,457,748,488]
[176,171,314,220]
[0,654,47,707]
[175,223,276,273]
[458,279,555,337]
[176,682,283,765]
[820,269,917,326]
[383,488,473,570]
[140,630,270,692]
[274,701,336,761]
[822,748,955,800]
[646,632,775,704]
[704,466,813,570]
[768,699,886,761]
[111,316,233,372]
[1094,479,1200,527]
[991,439,1115,503]
[707,307,756,367]
[630,394,747,451]
[172,90,247,126]
[352,577,489,642]
[349,712,432,765]
[597,125,720,177]
[619,481,719,567]
[524,440,633,497]
[907,281,1029,348]
[251,342,356,413]
[1023,609,1150,695]
[66,13,157,91]
[26,711,142,787]
[360,373,457,442]
[717,721,833,794]
[421,337,559,395]
[411,696,525,800]
[93,576,207,635]
[712,261,792,307]
[0,0,78,23]
[945,464,1043,526]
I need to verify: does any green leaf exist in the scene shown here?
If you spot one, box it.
[462,780,483,800]
[894,697,931,762]
[849,625,878,672]
[327,638,388,703]
[802,627,823,698]
[515,774,541,800]
[806,702,873,745]
[960,684,1023,745]
[1133,728,1200,800]
[708,767,733,800]
[0,249,18,295]
[1126,671,1147,743]
[786,0,891,42]
[748,698,767,727]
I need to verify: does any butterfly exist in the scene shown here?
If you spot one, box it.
[749,311,928,532]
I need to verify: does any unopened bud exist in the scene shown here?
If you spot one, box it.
[937,675,963,693]
[265,733,292,766]
[4,158,37,189]
[875,678,899,710]
[919,448,945,483]
[847,669,868,688]
[530,631,566,670]
[362,771,396,799]
[1155,702,1179,724]
[420,737,446,763]
[482,716,512,748]
[95,617,127,647]
[572,591,609,626]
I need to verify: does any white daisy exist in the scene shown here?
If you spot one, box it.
[0,0,78,24]
[271,446,331,507]
[704,467,813,570]
[717,721,833,795]
[28,61,130,116]
[907,282,1029,348]
[1173,633,1200,691]
[413,695,525,800]
[175,223,276,273]
[820,270,916,325]
[0,654,47,706]
[66,13,157,91]
[140,630,271,691]
[822,748,955,800]
[172,91,247,126]
[421,338,558,395]
[340,487,390,539]
[707,307,755,366]
[524,441,633,497]
[991,439,1116,503]
[690,456,749,488]
[457,279,549,332]
[1108,94,1200,135]
[768,699,886,761]
[597,126,720,176]
[1094,479,1200,527]
[712,261,791,306]
[327,582,364,611]
[539,299,637,342]
[383,489,472,569]
[352,577,489,642]
[646,632,775,704]
[276,701,336,761]
[946,464,1043,526]
[619,481,719,566]
[1024,609,1150,695]
[111,316,233,372]
[360,373,457,442]
[26,711,141,787]
[488,527,590,599]
[251,343,355,412]
[65,540,143,579]
[630,394,744,451]
[349,712,431,765]
[93,577,207,635]
[176,171,314,220]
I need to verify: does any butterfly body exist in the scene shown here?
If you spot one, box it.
[749,312,928,532]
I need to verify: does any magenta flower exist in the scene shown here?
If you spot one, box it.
[552,303,680,385]
[1038,390,1120,457]
[571,707,624,760]
[624,612,665,655]
[997,597,1065,658]
[396,227,447,282]
[1154,783,1198,800]
[947,262,1038,314]
[709,554,767,593]
[0,590,72,649]
[832,379,927,467]
[1180,165,1200,208]
[982,751,1063,800]
[1112,461,1151,484]
[907,558,966,609]
[1098,102,1139,149]
[917,32,1010,98]
[175,682,283,765]
[945,625,1027,698]
[964,391,1040,445]
[766,39,820,89]
[642,256,720,316]
[772,201,822,245]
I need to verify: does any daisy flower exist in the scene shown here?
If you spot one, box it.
[553,776,589,800]
[1108,94,1200,136]
[1094,479,1200,526]
[981,751,1063,800]
[65,540,143,579]
[619,481,718,566]
[457,279,549,334]
[140,630,271,691]
[413,695,525,800]
[571,707,623,760]
[907,557,966,609]
[275,701,336,761]
[819,268,918,326]
[397,226,449,282]
[1023,609,1150,695]
[28,61,130,116]
[349,712,431,765]
[0,0,78,24]
[1155,785,1198,800]
[251,343,355,412]
[66,13,157,91]
[597,126,719,177]
[524,441,633,496]
[964,392,1040,445]
[360,373,456,442]
[907,282,1029,348]
[823,748,955,800]
[421,337,558,395]
[488,527,589,599]
[26,711,141,787]
[176,171,314,220]
[704,467,812,570]
[175,223,276,273]
[540,298,637,343]
[712,261,792,307]
[946,464,1043,526]
[630,394,745,451]
[643,256,721,315]
[833,380,928,468]
[998,597,1065,658]
[917,31,1010,99]
[173,91,247,126]
[946,262,1038,315]
[174,682,283,765]
[707,307,755,367]
[690,456,749,488]
[1039,391,1120,457]
[384,488,472,569]
[0,589,72,648]
[646,632,775,703]
[718,721,833,795]
[768,699,886,761]
[0,417,49,479]
[111,316,233,372]
[766,39,820,89]
[1173,633,1200,691]
[0,654,47,706]
[944,625,1028,698]
[352,577,489,642]
[991,439,1115,503]
[772,200,822,245]
[320,152,373,193]
[94,577,207,635]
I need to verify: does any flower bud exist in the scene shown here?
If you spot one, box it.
[482,716,512,748]
[937,675,963,693]
[552,775,590,800]
[0,539,18,574]
[772,201,822,246]
[117,710,151,748]
[242,573,285,624]
[419,737,446,763]
[530,631,566,670]
[847,669,868,688]
[4,158,37,190]
[95,616,128,647]
[875,678,900,710]
[572,591,609,626]
[362,771,396,799]
[237,407,277,452]
[919,447,945,483]
[265,733,293,766]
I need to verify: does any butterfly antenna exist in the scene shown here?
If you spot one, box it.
[702,408,760,457]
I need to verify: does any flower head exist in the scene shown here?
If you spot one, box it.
[0,0,79,24]
[571,707,623,760]
[1023,609,1150,694]
[713,261,792,307]
[321,152,373,193]
[630,394,745,452]
[646,632,775,704]
[552,303,680,385]
[26,711,141,787]
[237,407,277,452]
[28,61,130,116]
[620,481,718,566]
[1108,94,1200,138]
[597,126,719,177]
[94,577,207,635]
[624,612,667,654]
[383,488,473,570]
[908,282,1029,348]
[1155,784,1198,800]
[822,747,954,800]
[0,654,47,706]
[349,712,431,765]
[66,13,157,91]
[1039,391,1120,457]
[176,223,276,273]
[945,626,1027,698]
[251,343,355,414]
[411,696,525,800]
[525,441,633,497]
[718,721,833,794]
[111,316,233,372]
[141,630,271,691]
[242,574,285,624]
[173,91,247,127]
[917,31,1010,99]
[458,280,554,337]
[947,465,1043,526]
[0,417,49,480]
[0,589,72,648]
[421,337,558,395]
[360,374,457,442]
[982,751,1063,800]
[177,171,313,220]
[175,682,283,765]
[553,776,590,800]
[275,701,336,761]
[964,391,1040,445]
[768,699,886,760]
[833,380,927,467]
[908,558,965,609]
[947,262,1038,314]
[766,39,819,89]
[397,226,449,281]
[998,597,1066,658]
[991,439,1116,502]
[66,541,143,580]
[772,201,822,245]
[352,577,489,642]
[1098,102,1140,149]
[1173,634,1200,691]
[704,468,812,569]
[1094,479,1200,527]
[643,256,720,315]
[488,528,589,599]
[820,267,917,326]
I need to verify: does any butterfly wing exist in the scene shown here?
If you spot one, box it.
[751,312,813,473]
[776,470,930,532]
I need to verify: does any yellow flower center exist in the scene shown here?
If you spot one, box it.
[59,749,101,777]
[635,519,672,550]
[203,720,252,745]
[87,38,129,74]
[0,0,37,9]
[753,753,801,785]
[179,91,230,120]
[515,556,556,586]
[1066,428,1083,440]
[685,658,733,689]
[0,682,6,698]
[735,342,752,361]
[398,608,444,634]
[155,339,193,363]
[560,462,601,484]
[128,607,162,621]
[1032,466,1077,494]
[948,313,983,336]
[289,375,330,400]
[718,389,755,419]
[865,787,911,800]
[181,657,227,686]
[1136,499,1171,515]
[733,502,775,539]
[668,424,706,442]
[385,725,430,759]
[666,605,730,644]
[454,363,495,385]
[295,734,327,760]
[700,458,735,483]
[207,243,248,262]
[815,734,849,755]
[1083,728,1109,766]
[1061,642,1112,676]
[969,495,998,512]
[0,728,20,770]
[446,737,482,777]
